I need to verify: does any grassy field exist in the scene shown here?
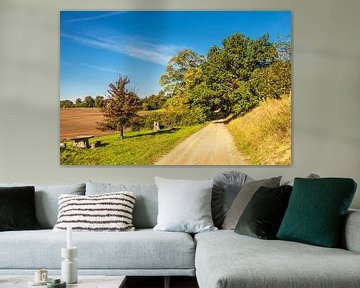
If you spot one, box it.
[60,124,206,165]
[227,96,291,165]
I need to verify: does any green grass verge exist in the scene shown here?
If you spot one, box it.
[60,124,207,165]
[227,96,291,165]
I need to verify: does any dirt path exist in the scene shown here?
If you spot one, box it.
[155,122,247,165]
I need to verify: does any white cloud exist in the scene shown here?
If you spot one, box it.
[80,63,122,74]
[63,12,125,24]
[61,32,180,65]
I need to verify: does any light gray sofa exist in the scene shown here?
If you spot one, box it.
[195,212,360,288]
[0,181,360,288]
[0,182,195,280]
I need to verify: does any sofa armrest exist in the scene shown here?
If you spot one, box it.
[342,209,360,253]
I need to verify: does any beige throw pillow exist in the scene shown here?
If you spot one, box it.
[222,177,281,230]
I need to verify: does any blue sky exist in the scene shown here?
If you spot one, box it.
[60,11,291,100]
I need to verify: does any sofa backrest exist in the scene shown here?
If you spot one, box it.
[86,181,158,229]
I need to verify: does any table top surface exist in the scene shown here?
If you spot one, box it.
[0,275,126,288]
[70,135,94,140]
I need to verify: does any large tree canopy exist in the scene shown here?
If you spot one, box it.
[160,49,205,97]
[191,33,279,117]
[161,33,292,120]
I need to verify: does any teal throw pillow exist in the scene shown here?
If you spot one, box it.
[277,178,357,247]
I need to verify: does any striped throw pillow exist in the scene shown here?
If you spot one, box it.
[53,192,136,231]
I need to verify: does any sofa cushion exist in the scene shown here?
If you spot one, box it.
[222,177,281,229]
[277,178,357,247]
[153,177,216,233]
[234,185,292,239]
[86,182,158,229]
[0,186,40,231]
[282,173,320,186]
[53,192,136,232]
[212,171,249,228]
[342,209,360,253]
[0,229,195,272]
[0,183,85,229]
[195,230,360,288]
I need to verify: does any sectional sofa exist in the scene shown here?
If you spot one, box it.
[0,179,359,288]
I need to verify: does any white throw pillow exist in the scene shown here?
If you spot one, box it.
[53,192,135,231]
[153,177,217,233]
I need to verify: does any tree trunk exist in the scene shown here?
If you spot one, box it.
[120,127,124,139]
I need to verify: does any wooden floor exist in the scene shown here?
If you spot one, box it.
[126,276,199,288]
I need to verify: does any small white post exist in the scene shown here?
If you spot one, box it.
[67,225,72,249]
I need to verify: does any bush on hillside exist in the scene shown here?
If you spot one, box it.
[132,108,207,131]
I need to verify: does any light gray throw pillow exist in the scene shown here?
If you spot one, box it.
[153,177,217,233]
[222,177,281,230]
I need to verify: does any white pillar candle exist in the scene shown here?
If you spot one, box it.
[67,225,72,249]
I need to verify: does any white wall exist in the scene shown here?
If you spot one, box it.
[0,0,359,208]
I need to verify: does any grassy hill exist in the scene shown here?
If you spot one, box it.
[227,96,291,165]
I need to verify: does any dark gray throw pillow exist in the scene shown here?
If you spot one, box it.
[234,185,292,239]
[0,186,41,231]
[223,176,281,230]
[0,183,86,228]
[212,171,249,228]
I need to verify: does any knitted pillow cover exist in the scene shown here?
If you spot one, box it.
[53,192,136,231]
[277,178,357,247]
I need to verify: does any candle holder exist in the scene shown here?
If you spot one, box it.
[61,247,78,284]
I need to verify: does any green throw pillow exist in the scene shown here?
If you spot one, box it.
[277,178,357,247]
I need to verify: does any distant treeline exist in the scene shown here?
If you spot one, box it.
[60,96,105,108]
[60,94,166,111]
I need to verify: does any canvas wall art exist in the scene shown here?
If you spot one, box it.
[60,11,291,166]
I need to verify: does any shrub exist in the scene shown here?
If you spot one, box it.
[133,108,206,130]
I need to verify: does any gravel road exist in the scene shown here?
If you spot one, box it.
[155,122,247,165]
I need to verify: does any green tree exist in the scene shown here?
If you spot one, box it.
[249,61,291,101]
[192,33,278,117]
[98,76,141,139]
[60,100,74,108]
[83,96,95,108]
[75,98,83,107]
[249,37,291,101]
[160,49,205,97]
[275,35,291,62]
[231,81,258,115]
[148,94,166,110]
[95,95,105,108]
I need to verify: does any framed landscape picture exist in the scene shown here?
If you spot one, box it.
[60,11,291,166]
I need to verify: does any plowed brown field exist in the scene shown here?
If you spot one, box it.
[60,108,115,141]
